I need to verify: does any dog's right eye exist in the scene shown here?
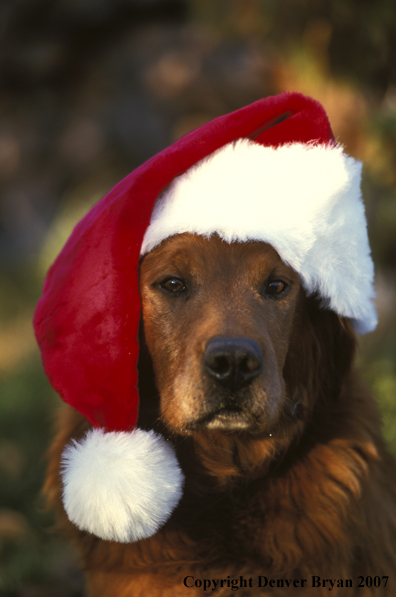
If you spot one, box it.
[160,277,186,293]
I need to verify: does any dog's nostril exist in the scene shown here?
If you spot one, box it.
[240,355,260,374]
[211,355,231,377]
[203,337,263,390]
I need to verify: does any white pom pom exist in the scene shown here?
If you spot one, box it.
[61,428,184,543]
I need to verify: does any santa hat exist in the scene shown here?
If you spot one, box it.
[34,92,377,544]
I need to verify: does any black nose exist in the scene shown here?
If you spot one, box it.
[203,337,263,391]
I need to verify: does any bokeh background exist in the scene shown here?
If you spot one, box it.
[1,0,396,595]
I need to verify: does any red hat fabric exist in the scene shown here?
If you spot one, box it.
[34,92,376,542]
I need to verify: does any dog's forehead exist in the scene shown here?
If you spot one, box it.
[140,233,299,280]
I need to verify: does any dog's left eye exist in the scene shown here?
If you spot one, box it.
[265,280,288,296]
[161,277,186,293]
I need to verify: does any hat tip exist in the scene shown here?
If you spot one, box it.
[61,427,184,542]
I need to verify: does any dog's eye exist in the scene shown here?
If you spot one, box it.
[161,277,186,293]
[266,280,288,296]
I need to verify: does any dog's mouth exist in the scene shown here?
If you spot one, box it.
[185,405,257,432]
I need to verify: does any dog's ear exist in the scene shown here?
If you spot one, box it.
[284,292,357,411]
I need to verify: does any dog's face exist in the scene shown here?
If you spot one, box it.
[139,233,305,437]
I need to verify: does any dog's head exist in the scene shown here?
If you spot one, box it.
[139,233,356,462]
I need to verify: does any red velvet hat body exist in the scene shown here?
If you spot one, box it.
[33,92,334,433]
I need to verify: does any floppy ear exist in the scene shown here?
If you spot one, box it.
[136,315,161,432]
[284,292,357,413]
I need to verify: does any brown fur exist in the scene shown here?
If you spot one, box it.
[44,234,396,595]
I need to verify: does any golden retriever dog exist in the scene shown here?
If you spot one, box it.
[44,232,396,596]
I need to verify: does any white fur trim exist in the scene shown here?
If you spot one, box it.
[141,140,377,333]
[61,428,184,543]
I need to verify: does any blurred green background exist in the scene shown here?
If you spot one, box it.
[1,0,395,595]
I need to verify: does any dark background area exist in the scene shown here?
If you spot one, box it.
[1,1,396,595]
